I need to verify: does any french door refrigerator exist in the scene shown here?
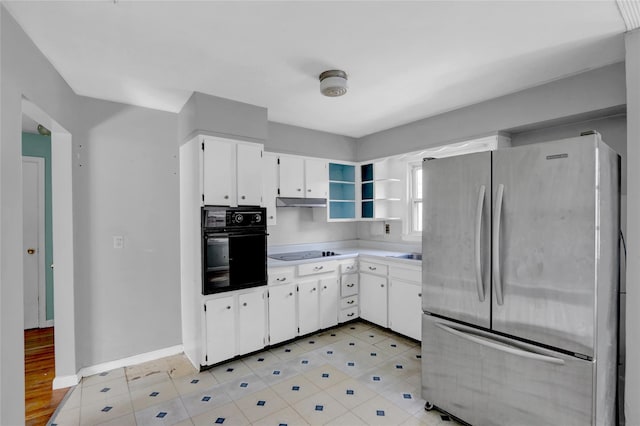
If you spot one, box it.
[421,134,619,426]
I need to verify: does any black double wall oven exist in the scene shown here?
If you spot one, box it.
[202,206,267,295]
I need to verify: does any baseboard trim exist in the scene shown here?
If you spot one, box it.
[53,344,184,389]
[53,374,80,389]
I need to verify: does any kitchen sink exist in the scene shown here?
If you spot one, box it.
[389,253,422,260]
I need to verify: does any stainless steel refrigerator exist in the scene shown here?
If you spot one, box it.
[421,134,619,426]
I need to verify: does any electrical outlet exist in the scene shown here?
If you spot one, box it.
[113,235,124,249]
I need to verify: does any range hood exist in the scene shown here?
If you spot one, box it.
[276,197,327,208]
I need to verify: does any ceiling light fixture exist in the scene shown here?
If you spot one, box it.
[319,70,348,97]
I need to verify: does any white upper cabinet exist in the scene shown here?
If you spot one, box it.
[279,155,328,198]
[304,158,329,198]
[203,138,235,205]
[262,152,279,225]
[237,143,263,206]
[202,136,263,206]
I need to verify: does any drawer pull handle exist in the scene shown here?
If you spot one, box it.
[347,300,355,304]
[314,266,324,271]
[346,266,353,270]
[346,283,355,288]
[347,313,355,317]
[276,277,286,282]
[369,266,377,271]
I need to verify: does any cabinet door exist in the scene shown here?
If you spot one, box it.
[238,289,266,355]
[359,272,388,327]
[237,143,263,206]
[262,152,278,225]
[268,283,297,345]
[319,278,339,329]
[305,158,328,198]
[203,138,234,205]
[389,280,422,341]
[279,156,305,197]
[298,280,319,335]
[204,296,236,365]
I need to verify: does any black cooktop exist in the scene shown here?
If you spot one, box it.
[268,250,341,261]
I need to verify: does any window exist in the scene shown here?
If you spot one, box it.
[409,163,423,233]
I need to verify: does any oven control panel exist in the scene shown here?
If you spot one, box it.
[203,206,266,229]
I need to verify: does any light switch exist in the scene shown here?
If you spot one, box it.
[113,235,124,249]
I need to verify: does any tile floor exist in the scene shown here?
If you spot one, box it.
[49,321,461,426]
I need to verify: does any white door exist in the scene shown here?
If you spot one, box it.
[359,273,388,327]
[279,156,305,197]
[238,289,266,354]
[319,278,339,329]
[203,138,234,205]
[236,143,263,206]
[297,280,319,335]
[23,156,45,330]
[305,159,328,198]
[204,296,236,365]
[268,283,297,345]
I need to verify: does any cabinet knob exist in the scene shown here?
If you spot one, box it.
[297,188,302,192]
[241,195,246,200]
[312,288,316,292]
[226,306,231,309]
[323,285,327,289]
[269,216,274,219]
[307,189,311,192]
[346,266,353,270]
[224,195,229,199]
[380,284,384,288]
[243,302,247,306]
[313,266,324,271]
[289,292,293,296]
[418,293,422,297]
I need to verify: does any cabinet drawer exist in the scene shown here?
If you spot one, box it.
[340,261,358,274]
[268,268,295,285]
[339,306,359,322]
[360,261,388,276]
[390,266,421,283]
[298,260,338,276]
[340,275,359,297]
[340,295,358,310]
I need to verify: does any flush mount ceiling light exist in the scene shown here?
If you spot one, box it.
[319,70,348,97]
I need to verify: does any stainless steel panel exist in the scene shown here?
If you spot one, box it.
[421,315,596,426]
[492,138,597,356]
[422,152,491,328]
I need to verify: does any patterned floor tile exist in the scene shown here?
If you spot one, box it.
[291,391,348,425]
[171,371,219,396]
[218,372,268,400]
[324,410,370,426]
[180,387,232,418]
[190,401,250,426]
[50,406,80,426]
[209,359,253,384]
[356,366,404,393]
[302,364,349,389]
[324,378,378,409]
[165,354,199,379]
[269,343,310,360]
[341,322,374,336]
[82,368,126,387]
[269,375,322,405]
[379,379,426,414]
[375,336,416,355]
[79,394,134,426]
[127,370,173,392]
[234,387,289,422]
[413,406,457,425]
[288,351,327,373]
[354,328,392,344]
[350,394,412,425]
[243,351,282,371]
[93,412,137,426]
[251,406,310,426]
[134,396,190,426]
[130,379,179,411]
[251,362,299,386]
[60,386,81,410]
[81,376,129,404]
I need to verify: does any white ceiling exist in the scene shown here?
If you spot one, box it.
[4,1,629,138]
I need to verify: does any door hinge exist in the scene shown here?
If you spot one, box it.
[277,188,280,195]
[201,142,204,150]
[261,151,263,158]
[202,194,205,202]
[277,158,280,165]
[297,327,300,333]
[205,354,208,362]
[204,305,207,312]
[266,291,269,298]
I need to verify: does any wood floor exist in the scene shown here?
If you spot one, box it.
[25,327,69,426]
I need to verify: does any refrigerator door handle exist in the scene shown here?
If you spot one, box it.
[474,185,486,302]
[434,322,565,366]
[493,183,505,305]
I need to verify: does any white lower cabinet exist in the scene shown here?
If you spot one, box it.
[319,278,339,329]
[203,287,267,366]
[389,279,422,341]
[359,271,388,327]
[298,280,320,335]
[268,282,297,345]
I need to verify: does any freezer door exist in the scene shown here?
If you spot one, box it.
[421,315,598,426]
[422,151,491,328]
[492,138,596,356]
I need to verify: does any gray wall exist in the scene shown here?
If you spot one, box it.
[356,62,626,161]
[267,209,357,246]
[267,122,357,161]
